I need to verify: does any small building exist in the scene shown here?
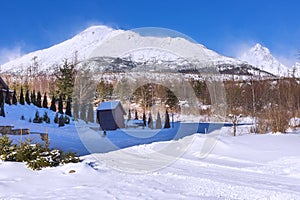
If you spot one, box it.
[97,101,126,130]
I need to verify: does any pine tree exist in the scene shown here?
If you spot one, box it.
[25,90,30,105]
[58,115,65,127]
[58,95,63,114]
[142,112,146,127]
[12,89,18,105]
[65,97,72,117]
[20,87,25,105]
[148,112,153,129]
[36,91,42,108]
[156,111,162,129]
[128,109,131,121]
[50,96,56,112]
[42,93,47,108]
[73,99,79,120]
[55,59,76,100]
[0,91,5,117]
[5,88,11,105]
[87,103,94,123]
[164,110,170,128]
[31,90,36,106]
[134,110,138,120]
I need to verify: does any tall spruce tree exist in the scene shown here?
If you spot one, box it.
[87,103,94,123]
[148,112,153,129]
[65,97,72,117]
[5,88,11,105]
[142,112,146,127]
[128,109,131,120]
[36,91,42,108]
[25,89,30,105]
[73,99,79,120]
[134,110,138,120]
[164,110,170,128]
[43,93,48,108]
[31,90,36,106]
[156,111,162,129]
[55,59,76,100]
[12,89,18,105]
[50,96,56,112]
[0,91,5,117]
[20,87,25,105]
[58,95,63,114]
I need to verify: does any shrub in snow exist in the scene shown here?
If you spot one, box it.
[0,136,80,170]
[20,115,25,120]
[29,117,32,123]
[58,115,65,127]
[43,112,50,123]
[33,111,43,123]
[64,115,70,124]
[54,113,59,124]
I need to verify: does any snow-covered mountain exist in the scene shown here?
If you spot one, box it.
[239,43,291,77]
[0,25,294,77]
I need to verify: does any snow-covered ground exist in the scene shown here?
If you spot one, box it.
[0,104,300,199]
[0,126,299,199]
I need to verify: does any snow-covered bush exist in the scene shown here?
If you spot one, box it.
[33,111,43,123]
[0,136,80,170]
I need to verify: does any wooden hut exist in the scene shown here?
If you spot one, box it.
[97,101,126,130]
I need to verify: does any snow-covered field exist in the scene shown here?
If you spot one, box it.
[0,104,300,199]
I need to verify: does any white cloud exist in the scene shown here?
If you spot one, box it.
[0,46,23,65]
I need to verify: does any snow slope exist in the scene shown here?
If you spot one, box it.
[239,43,291,76]
[0,25,273,76]
[0,127,299,200]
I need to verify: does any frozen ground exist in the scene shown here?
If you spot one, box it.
[0,104,300,199]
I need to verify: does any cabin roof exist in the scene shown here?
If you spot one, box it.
[97,101,125,114]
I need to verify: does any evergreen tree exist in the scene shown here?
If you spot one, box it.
[25,90,30,105]
[58,95,63,114]
[148,112,153,129]
[55,59,76,100]
[128,109,131,121]
[20,87,25,105]
[12,89,18,105]
[134,110,138,120]
[87,103,94,123]
[58,115,65,127]
[164,110,170,128]
[65,97,72,117]
[36,91,42,108]
[42,93,48,108]
[5,88,11,105]
[156,111,162,129]
[73,99,79,120]
[142,112,146,127]
[50,96,56,112]
[31,90,36,106]
[0,91,5,117]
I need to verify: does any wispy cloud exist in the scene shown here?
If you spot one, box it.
[0,46,23,65]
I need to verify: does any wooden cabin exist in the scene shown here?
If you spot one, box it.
[97,101,126,130]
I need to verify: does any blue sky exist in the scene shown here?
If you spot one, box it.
[0,0,300,66]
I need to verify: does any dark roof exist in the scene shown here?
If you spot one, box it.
[97,101,126,114]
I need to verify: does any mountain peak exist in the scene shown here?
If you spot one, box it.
[239,43,289,76]
[251,43,270,54]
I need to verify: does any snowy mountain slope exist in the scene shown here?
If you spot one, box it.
[239,43,291,76]
[0,26,247,74]
[0,26,293,78]
[0,26,123,73]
